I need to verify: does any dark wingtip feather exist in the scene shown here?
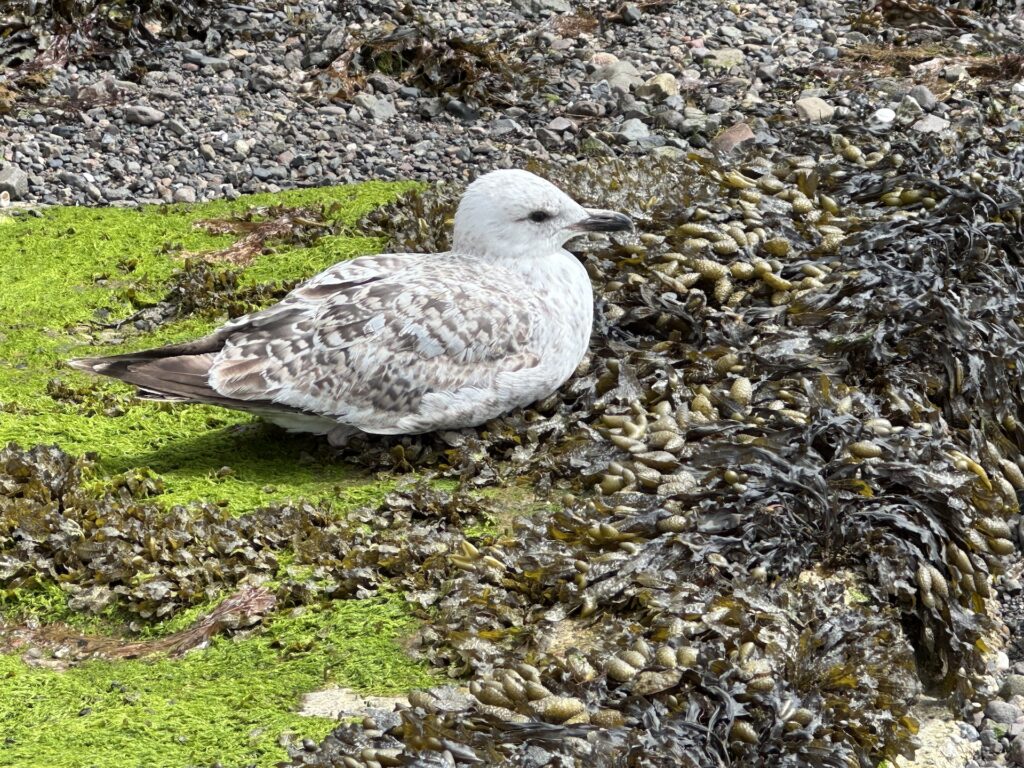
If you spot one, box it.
[66,349,310,417]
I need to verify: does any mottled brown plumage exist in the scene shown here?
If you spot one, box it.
[70,170,631,444]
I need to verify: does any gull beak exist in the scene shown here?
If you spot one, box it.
[571,208,633,233]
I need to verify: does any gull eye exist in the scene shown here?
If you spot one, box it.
[528,210,553,223]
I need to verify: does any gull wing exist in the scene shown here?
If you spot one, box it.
[207,252,542,430]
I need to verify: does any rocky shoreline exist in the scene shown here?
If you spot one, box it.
[3,1,1024,767]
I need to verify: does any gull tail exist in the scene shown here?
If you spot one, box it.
[68,347,230,405]
[69,331,314,418]
[68,333,261,409]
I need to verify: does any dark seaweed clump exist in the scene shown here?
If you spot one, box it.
[313,15,530,109]
[0,0,216,81]
[289,139,1021,764]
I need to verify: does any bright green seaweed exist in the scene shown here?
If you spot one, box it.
[0,184,440,768]
[0,594,435,768]
[0,183,416,510]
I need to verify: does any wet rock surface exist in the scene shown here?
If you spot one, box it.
[2,0,1024,767]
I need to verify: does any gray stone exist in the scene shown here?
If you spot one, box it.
[621,3,642,24]
[704,48,745,70]
[367,74,400,94]
[1010,736,1024,766]
[536,128,564,148]
[795,96,834,123]
[102,187,131,201]
[636,73,680,101]
[253,165,288,181]
[76,77,132,104]
[959,722,980,740]
[124,104,166,126]
[444,99,477,121]
[616,118,649,142]
[490,118,521,137]
[546,116,576,132]
[898,95,925,118]
[650,146,685,160]
[985,700,1021,724]
[652,109,684,131]
[912,114,950,134]
[418,98,443,118]
[704,96,730,114]
[590,57,642,93]
[1003,675,1024,698]
[0,164,29,200]
[353,93,398,121]
[173,186,197,204]
[943,64,968,82]
[579,136,613,157]
[183,50,231,72]
[512,0,570,13]
[909,84,938,110]
[165,119,188,137]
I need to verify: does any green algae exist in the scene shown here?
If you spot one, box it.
[0,182,418,511]
[0,581,225,640]
[0,594,436,768]
[0,185,439,767]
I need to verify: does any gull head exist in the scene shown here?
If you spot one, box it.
[452,169,632,261]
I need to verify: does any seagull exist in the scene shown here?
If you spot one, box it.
[69,169,632,445]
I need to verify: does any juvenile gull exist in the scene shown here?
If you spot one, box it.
[69,169,632,445]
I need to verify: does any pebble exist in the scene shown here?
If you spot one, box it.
[912,114,951,134]
[1010,738,1024,766]
[795,97,835,123]
[123,104,166,126]
[590,58,642,93]
[546,117,576,132]
[871,107,896,126]
[710,122,755,154]
[621,4,643,25]
[703,48,745,70]
[0,164,30,200]
[636,73,679,100]
[353,93,398,121]
[445,99,478,121]
[985,700,1021,724]
[616,118,650,142]
[1004,675,1024,698]
[173,186,197,204]
[909,84,938,110]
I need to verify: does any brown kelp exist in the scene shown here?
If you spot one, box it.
[286,145,1019,765]
[2,144,1023,766]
